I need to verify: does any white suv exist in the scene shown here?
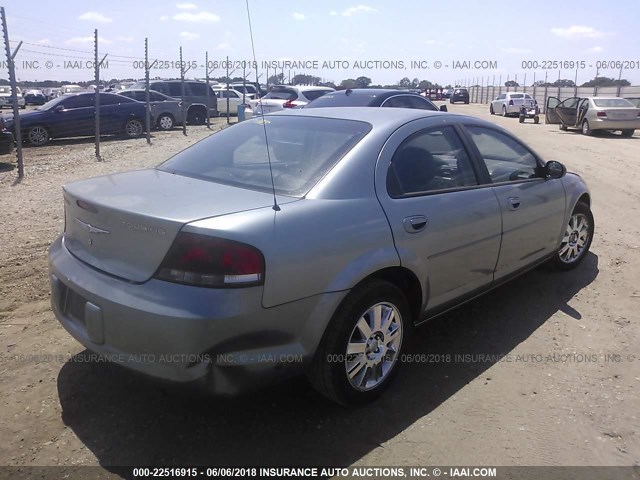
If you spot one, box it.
[249,85,334,115]
[490,92,537,117]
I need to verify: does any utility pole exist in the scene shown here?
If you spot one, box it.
[145,38,151,144]
[93,30,107,161]
[1,7,24,178]
[180,46,187,136]
[205,51,211,129]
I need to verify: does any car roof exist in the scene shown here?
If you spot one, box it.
[271,106,471,124]
[308,88,436,106]
[271,85,334,92]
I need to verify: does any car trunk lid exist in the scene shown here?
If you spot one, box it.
[599,107,639,120]
[62,168,294,282]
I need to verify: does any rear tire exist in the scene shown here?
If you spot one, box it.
[621,129,635,138]
[489,104,495,115]
[534,115,540,124]
[156,113,175,130]
[123,118,144,138]
[308,280,412,406]
[187,107,206,125]
[551,202,594,271]
[502,105,507,117]
[582,119,593,136]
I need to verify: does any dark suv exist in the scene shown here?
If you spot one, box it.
[131,80,218,124]
[450,88,469,104]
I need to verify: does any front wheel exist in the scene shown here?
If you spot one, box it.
[26,125,50,146]
[123,118,144,138]
[489,104,495,115]
[308,280,411,406]
[551,202,594,270]
[502,105,507,117]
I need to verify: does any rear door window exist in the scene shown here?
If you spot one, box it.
[387,126,479,196]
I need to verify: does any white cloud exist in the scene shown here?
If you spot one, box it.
[160,15,169,21]
[176,2,198,9]
[292,12,305,20]
[502,47,532,54]
[587,46,604,53]
[425,40,439,45]
[329,10,338,16]
[173,11,220,23]
[66,36,112,45]
[116,36,134,42]
[551,25,609,39]
[341,5,376,16]
[34,38,51,45]
[78,11,112,23]
[180,31,200,41]
[216,42,232,50]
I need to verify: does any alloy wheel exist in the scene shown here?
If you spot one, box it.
[559,213,591,264]
[345,302,403,391]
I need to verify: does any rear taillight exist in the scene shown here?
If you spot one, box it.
[154,232,265,288]
[282,99,295,108]
[508,100,514,106]
[597,111,607,117]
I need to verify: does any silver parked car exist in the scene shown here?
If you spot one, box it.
[490,92,537,117]
[117,89,184,130]
[49,108,593,405]
[546,96,640,137]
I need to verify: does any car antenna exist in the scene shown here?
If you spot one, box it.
[245,0,280,211]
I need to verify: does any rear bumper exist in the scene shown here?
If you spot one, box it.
[591,118,640,131]
[49,235,346,394]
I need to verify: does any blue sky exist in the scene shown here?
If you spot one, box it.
[3,0,639,85]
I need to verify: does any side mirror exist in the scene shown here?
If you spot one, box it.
[439,105,448,112]
[544,160,566,179]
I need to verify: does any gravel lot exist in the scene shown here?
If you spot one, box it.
[0,106,638,474]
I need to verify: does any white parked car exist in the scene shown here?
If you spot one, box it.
[248,85,335,115]
[230,83,259,100]
[490,92,537,117]
[212,86,246,115]
[60,84,85,95]
[0,86,25,109]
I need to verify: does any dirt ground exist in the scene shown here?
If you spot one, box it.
[0,106,639,475]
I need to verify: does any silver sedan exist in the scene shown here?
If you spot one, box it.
[547,96,640,137]
[49,108,593,405]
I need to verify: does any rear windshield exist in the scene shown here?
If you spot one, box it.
[305,92,374,107]
[158,116,372,196]
[454,89,468,94]
[263,87,298,100]
[626,98,640,108]
[593,98,634,108]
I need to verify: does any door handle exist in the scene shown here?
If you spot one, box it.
[508,197,521,210]
[403,215,428,233]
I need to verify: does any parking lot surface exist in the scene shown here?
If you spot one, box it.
[0,106,638,470]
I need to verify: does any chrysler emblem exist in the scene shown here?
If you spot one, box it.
[75,218,110,235]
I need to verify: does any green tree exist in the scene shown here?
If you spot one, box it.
[355,76,372,88]
[581,76,631,87]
